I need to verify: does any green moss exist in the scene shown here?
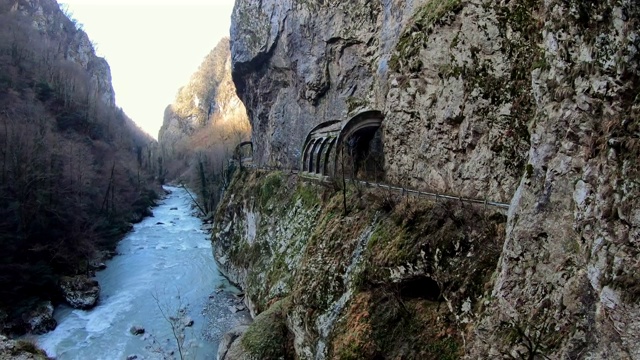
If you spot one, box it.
[241,299,291,359]
[346,97,368,113]
[295,183,318,209]
[259,171,283,206]
[12,340,48,358]
[525,164,534,178]
[266,253,290,289]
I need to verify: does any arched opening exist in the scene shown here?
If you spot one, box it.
[300,121,341,175]
[322,138,336,176]
[315,137,332,174]
[302,140,315,171]
[336,110,385,181]
[235,141,253,162]
[308,138,322,173]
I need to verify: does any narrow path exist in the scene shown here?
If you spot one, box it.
[243,164,511,212]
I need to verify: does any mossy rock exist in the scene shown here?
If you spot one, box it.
[240,299,292,360]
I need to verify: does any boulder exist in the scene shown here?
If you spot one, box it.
[216,325,249,360]
[129,326,145,335]
[23,301,56,335]
[182,316,194,327]
[59,275,100,309]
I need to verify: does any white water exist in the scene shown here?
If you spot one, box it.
[36,186,242,359]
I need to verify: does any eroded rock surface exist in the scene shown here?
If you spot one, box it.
[227,0,640,358]
[59,275,100,309]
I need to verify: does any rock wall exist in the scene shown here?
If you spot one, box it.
[12,0,116,106]
[212,170,507,359]
[228,0,640,358]
[470,1,640,358]
[231,0,422,170]
[159,38,245,151]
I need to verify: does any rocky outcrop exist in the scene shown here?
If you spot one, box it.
[22,302,56,335]
[213,170,506,359]
[158,38,248,160]
[129,326,145,336]
[216,325,249,360]
[59,276,100,309]
[0,335,48,360]
[229,0,640,358]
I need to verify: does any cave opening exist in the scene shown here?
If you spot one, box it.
[399,276,442,301]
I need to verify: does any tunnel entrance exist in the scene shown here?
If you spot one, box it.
[337,110,385,182]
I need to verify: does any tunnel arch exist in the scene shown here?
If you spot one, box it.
[300,120,341,176]
[334,110,385,180]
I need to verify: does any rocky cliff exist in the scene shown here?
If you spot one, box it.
[213,170,507,359]
[10,0,116,106]
[221,0,639,358]
[157,37,250,213]
[158,37,248,162]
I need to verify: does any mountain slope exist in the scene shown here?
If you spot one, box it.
[158,37,250,214]
[0,0,159,333]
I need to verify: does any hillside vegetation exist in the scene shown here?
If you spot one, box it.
[158,37,250,214]
[0,0,159,332]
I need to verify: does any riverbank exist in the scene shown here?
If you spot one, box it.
[36,186,249,359]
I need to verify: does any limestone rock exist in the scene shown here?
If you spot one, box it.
[59,275,100,309]
[182,316,194,327]
[228,0,640,358]
[216,325,249,360]
[0,335,48,360]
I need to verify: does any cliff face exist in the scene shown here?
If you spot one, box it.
[159,38,245,155]
[12,0,116,106]
[157,37,250,212]
[226,0,640,358]
[213,170,506,359]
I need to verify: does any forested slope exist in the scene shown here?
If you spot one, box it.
[158,37,250,214]
[0,0,159,333]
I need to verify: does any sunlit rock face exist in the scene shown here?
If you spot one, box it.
[229,0,639,358]
[157,38,246,147]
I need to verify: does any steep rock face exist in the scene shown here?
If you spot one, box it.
[213,170,506,359]
[158,38,246,156]
[470,1,640,358]
[229,0,640,359]
[231,0,421,169]
[230,0,526,202]
[13,0,116,106]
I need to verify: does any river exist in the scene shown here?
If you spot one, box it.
[36,186,249,360]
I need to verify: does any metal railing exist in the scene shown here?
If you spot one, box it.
[241,163,510,212]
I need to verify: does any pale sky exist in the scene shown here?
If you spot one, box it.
[60,0,236,139]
